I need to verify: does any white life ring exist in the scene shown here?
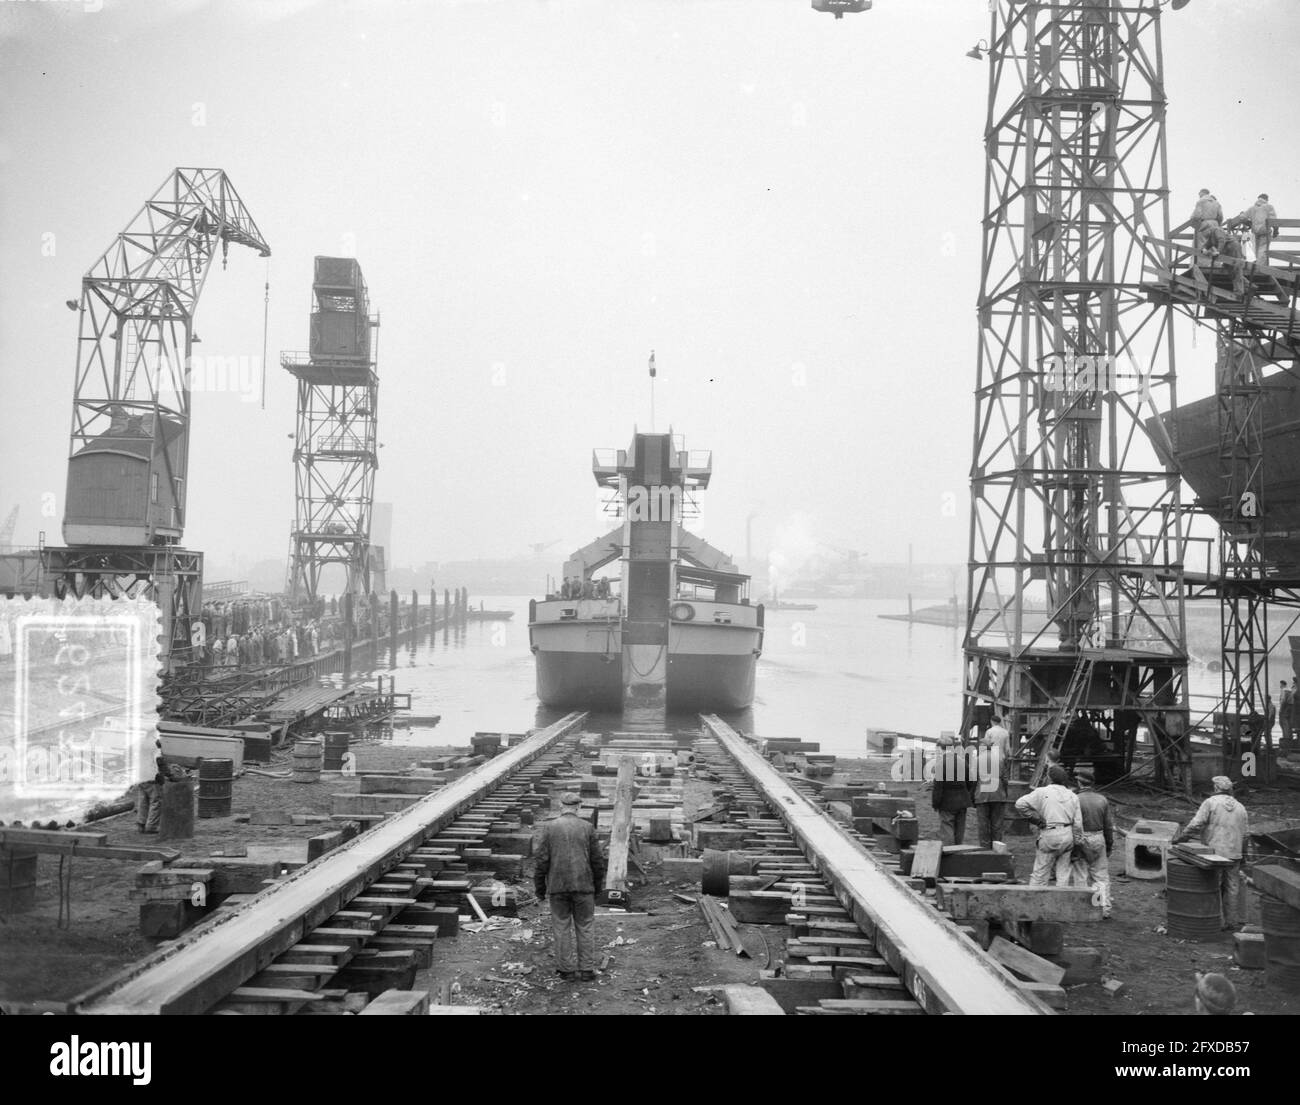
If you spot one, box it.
[670,602,695,622]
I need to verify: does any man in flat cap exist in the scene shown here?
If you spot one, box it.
[1194,971,1238,1015]
[534,790,607,981]
[1068,766,1115,918]
[1175,776,1250,931]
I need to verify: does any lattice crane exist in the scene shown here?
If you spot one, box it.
[63,168,270,547]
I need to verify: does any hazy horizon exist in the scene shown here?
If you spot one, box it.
[3,0,1296,582]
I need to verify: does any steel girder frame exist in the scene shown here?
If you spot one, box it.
[65,169,270,546]
[40,546,203,668]
[963,1,1189,782]
[282,361,379,606]
[1215,331,1271,774]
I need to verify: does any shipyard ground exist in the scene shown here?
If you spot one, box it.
[2,744,1298,1015]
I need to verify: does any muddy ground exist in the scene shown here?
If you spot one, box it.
[2,740,1298,1015]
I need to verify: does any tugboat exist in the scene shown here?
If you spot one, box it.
[528,429,763,712]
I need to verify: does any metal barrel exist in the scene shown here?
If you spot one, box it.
[1261,895,1300,992]
[1165,857,1222,940]
[196,757,234,819]
[292,740,323,784]
[322,731,350,772]
[701,848,759,897]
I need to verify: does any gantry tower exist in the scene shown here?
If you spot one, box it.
[962,0,1190,788]
[282,258,380,604]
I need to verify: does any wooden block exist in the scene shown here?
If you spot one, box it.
[1103,979,1127,997]
[1234,931,1267,970]
[938,883,1102,922]
[910,840,943,883]
[1251,863,1300,913]
[359,774,443,794]
[249,810,293,825]
[938,850,1017,879]
[998,918,1065,957]
[815,999,924,1015]
[1048,946,1105,986]
[988,936,1066,985]
[358,988,432,1015]
[783,963,836,980]
[842,975,907,1000]
[1017,981,1068,1011]
[722,984,787,1015]
[139,900,188,939]
[727,890,794,925]
[660,857,704,883]
[308,830,345,861]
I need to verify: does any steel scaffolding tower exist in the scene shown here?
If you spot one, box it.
[962,1,1190,789]
[281,257,380,604]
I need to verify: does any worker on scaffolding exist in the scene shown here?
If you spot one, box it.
[534,791,607,982]
[1068,767,1114,919]
[1191,188,1224,255]
[1228,194,1279,266]
[1173,776,1249,931]
[1015,764,1083,886]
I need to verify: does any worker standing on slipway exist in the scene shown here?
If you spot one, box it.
[1173,776,1249,931]
[1015,764,1082,886]
[534,792,607,982]
[1068,767,1114,919]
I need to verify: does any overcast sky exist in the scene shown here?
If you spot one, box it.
[1,0,1296,583]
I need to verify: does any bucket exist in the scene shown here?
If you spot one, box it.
[197,757,233,819]
[1260,895,1300,992]
[1165,857,1222,940]
[0,848,37,913]
[322,730,350,772]
[292,740,323,784]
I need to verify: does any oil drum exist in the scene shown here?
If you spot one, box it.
[197,757,233,818]
[1165,857,1222,940]
[1261,894,1300,992]
[322,730,350,772]
[292,740,323,784]
[701,848,758,896]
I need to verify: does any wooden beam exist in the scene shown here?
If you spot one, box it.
[603,757,637,908]
[987,936,1066,986]
[938,884,1103,923]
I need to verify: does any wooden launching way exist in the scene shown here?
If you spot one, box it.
[699,715,1049,1015]
[72,712,587,1015]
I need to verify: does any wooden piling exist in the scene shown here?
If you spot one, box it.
[390,590,398,662]
[603,756,637,908]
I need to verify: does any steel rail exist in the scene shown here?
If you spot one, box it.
[75,711,587,1014]
[700,714,1050,1015]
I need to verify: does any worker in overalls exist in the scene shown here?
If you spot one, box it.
[534,792,607,981]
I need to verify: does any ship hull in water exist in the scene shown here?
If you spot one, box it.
[530,608,760,712]
[533,647,757,712]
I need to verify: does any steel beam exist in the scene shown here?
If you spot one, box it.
[701,715,1049,1015]
[74,711,586,1015]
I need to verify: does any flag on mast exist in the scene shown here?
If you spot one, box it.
[648,350,656,378]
